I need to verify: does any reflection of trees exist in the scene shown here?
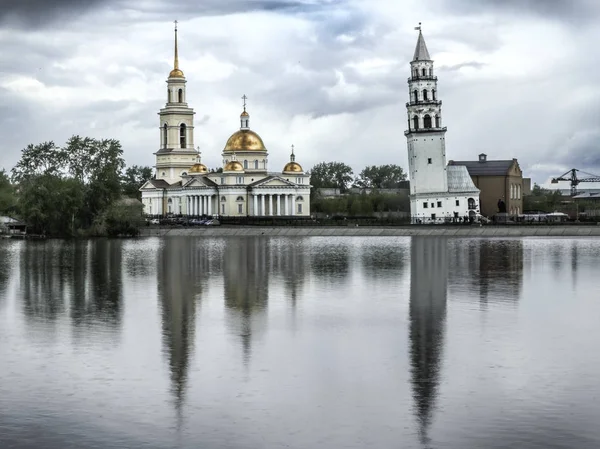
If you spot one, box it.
[310,241,349,280]
[361,243,407,278]
[223,238,269,366]
[157,237,209,418]
[0,243,13,302]
[409,237,447,447]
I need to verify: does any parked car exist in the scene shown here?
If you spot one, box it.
[150,218,160,225]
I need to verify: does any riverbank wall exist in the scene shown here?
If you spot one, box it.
[140,225,600,238]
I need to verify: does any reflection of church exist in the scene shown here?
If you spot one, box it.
[409,237,447,445]
[140,24,312,217]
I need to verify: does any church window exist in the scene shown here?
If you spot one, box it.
[413,116,419,130]
[429,68,433,76]
[220,177,225,185]
[423,202,428,208]
[297,203,303,214]
[431,213,436,220]
[423,90,428,101]
[244,160,248,169]
[238,204,243,214]
[424,115,432,128]
[179,124,187,148]
[221,196,226,202]
[178,89,183,103]
[431,203,435,208]
[422,68,426,76]
[432,89,436,100]
[254,160,259,169]
[296,196,304,201]
[236,196,244,201]
[222,204,225,214]
[413,90,419,103]
[456,200,460,206]
[437,201,442,207]
[162,172,166,176]
[468,198,476,210]
[435,115,440,128]
[236,176,244,184]
[181,172,187,176]
[428,158,432,164]
[163,124,168,148]
[168,89,172,103]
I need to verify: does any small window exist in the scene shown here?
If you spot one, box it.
[238,204,243,214]
[179,124,187,148]
[220,178,225,185]
[428,158,432,164]
[455,200,459,206]
[220,196,226,202]
[431,203,435,208]
[423,202,428,209]
[424,115,432,129]
[244,160,248,169]
[423,89,428,101]
[254,160,258,169]
[162,172,166,176]
[297,203,302,214]
[422,68,426,76]
[296,196,304,201]
[221,204,225,214]
[181,172,187,176]
[437,201,442,208]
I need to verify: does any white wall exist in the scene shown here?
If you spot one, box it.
[407,131,448,195]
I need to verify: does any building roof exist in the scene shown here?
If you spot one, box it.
[447,165,480,193]
[448,159,515,176]
[413,31,431,61]
[572,192,600,199]
[148,179,172,189]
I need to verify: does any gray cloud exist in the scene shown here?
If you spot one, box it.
[0,0,110,27]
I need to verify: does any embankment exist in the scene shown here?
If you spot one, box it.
[139,225,600,238]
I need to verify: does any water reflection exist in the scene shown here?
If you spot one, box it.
[157,238,210,419]
[409,237,448,447]
[271,238,308,306]
[0,242,13,302]
[223,238,269,366]
[361,240,407,278]
[310,240,350,280]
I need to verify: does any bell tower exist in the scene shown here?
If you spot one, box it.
[155,21,197,184]
[405,25,448,195]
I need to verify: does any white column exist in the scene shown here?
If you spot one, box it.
[186,196,190,216]
[268,195,273,216]
[207,195,212,216]
[284,194,289,215]
[260,195,265,217]
[192,196,196,216]
[200,195,205,215]
[276,195,281,216]
[290,194,295,216]
[253,195,258,216]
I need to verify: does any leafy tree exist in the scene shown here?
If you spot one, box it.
[308,162,354,192]
[11,142,63,183]
[101,199,144,237]
[354,164,407,189]
[210,167,224,173]
[0,169,16,214]
[122,165,154,199]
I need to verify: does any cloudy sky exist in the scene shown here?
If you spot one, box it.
[0,0,599,186]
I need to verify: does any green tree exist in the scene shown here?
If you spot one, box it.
[308,162,354,192]
[11,141,63,183]
[0,169,16,214]
[354,164,407,189]
[122,165,154,199]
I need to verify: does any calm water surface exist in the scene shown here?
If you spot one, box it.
[1,236,600,448]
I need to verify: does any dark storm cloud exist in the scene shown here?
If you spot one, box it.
[0,0,110,27]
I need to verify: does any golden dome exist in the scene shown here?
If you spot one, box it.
[189,162,208,173]
[283,161,304,173]
[224,129,266,152]
[169,68,185,78]
[224,160,244,172]
[241,110,249,117]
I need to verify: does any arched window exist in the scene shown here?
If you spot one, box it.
[254,160,259,169]
[432,89,436,100]
[296,196,304,201]
[220,196,226,202]
[168,89,172,103]
[163,123,168,148]
[435,115,440,128]
[243,160,248,169]
[178,89,183,103]
[413,116,419,130]
[424,114,432,128]
[423,89,428,101]
[179,124,187,148]
[468,198,476,210]
[429,68,433,76]
[413,90,419,103]
[181,172,187,176]
[236,196,245,201]
[421,68,426,76]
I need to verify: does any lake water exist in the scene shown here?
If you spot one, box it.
[1,236,600,448]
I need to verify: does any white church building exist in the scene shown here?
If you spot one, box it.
[405,27,480,223]
[140,25,311,217]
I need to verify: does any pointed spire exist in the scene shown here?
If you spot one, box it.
[290,144,296,162]
[413,23,431,61]
[169,20,185,78]
[240,94,250,129]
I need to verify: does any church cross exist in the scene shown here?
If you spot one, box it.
[242,94,248,111]
[174,20,178,31]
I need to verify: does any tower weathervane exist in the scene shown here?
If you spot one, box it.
[414,22,422,31]
[242,94,248,112]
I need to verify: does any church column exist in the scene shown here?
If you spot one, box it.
[207,195,212,216]
[186,196,189,216]
[268,195,273,216]
[201,195,205,216]
[284,194,289,215]
[253,195,258,217]
[276,195,281,216]
[260,195,265,217]
[290,194,296,216]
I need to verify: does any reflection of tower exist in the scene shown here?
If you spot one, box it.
[476,240,523,305]
[409,237,448,446]
[157,238,207,423]
[223,238,269,366]
[272,239,307,308]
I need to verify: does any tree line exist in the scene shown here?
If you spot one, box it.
[1,136,154,237]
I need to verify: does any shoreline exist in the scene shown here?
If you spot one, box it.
[139,225,600,238]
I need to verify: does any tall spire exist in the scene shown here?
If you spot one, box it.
[413,23,431,61]
[290,144,296,162]
[169,20,185,78]
[240,94,250,129]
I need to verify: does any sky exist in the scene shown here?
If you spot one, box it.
[0,0,599,187]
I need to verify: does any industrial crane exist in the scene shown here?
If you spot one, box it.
[551,168,600,197]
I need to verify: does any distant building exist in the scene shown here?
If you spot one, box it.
[404,27,480,222]
[448,153,524,217]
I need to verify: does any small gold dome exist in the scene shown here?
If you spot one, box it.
[241,110,249,117]
[224,160,244,172]
[224,129,266,152]
[169,68,185,78]
[283,161,304,173]
[189,163,208,173]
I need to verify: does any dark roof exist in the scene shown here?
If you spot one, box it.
[448,160,515,176]
[413,30,431,61]
[149,179,171,189]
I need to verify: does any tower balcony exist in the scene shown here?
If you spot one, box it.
[408,75,437,82]
[404,126,447,136]
[406,100,442,107]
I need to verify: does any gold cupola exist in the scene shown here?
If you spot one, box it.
[223,95,267,153]
[169,21,185,78]
[283,144,304,173]
[189,149,208,174]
